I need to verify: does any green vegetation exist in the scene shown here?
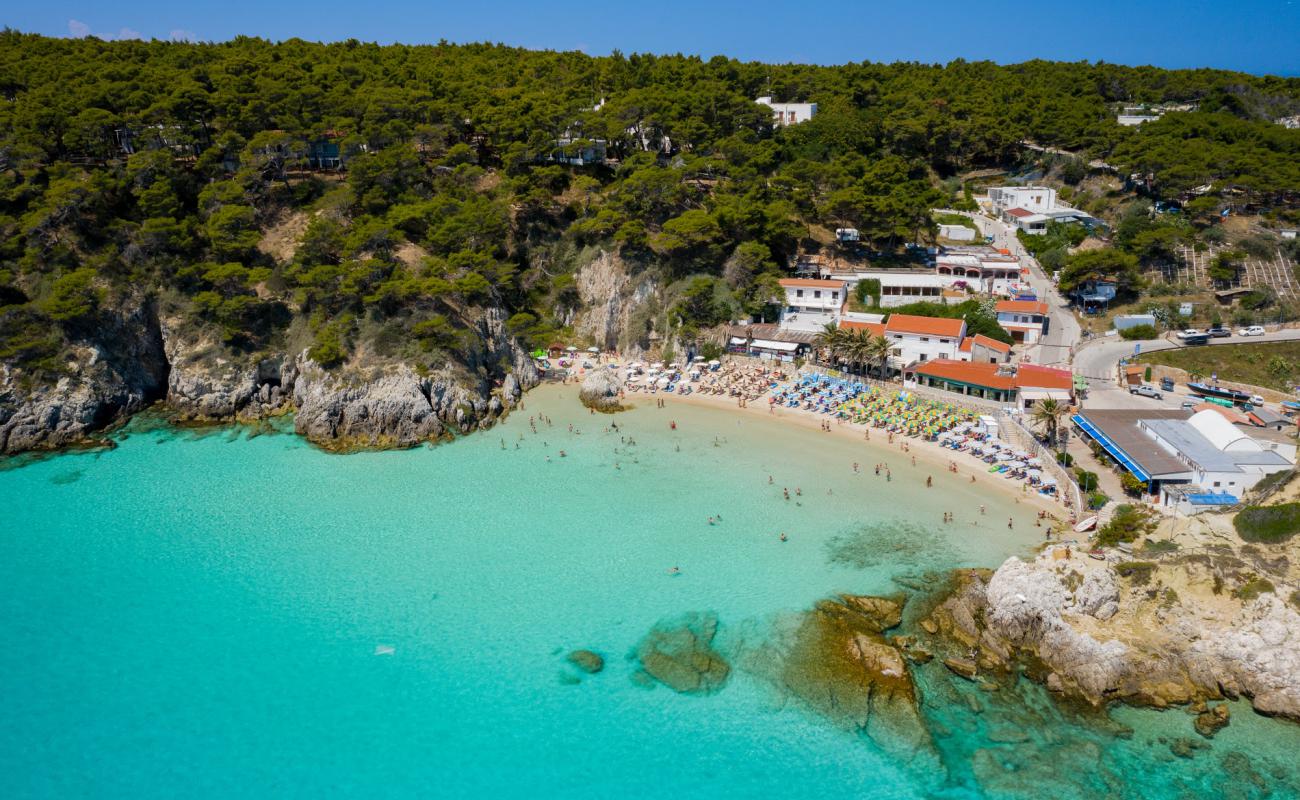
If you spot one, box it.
[1136,341,1300,393]
[1234,503,1300,543]
[1096,503,1157,547]
[1234,576,1276,601]
[1114,561,1158,586]
[933,212,979,237]
[1119,324,1159,341]
[0,32,1296,378]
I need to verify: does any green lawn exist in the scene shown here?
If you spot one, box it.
[932,212,980,234]
[1135,341,1300,393]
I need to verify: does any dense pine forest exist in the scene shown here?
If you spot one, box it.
[2,30,1299,376]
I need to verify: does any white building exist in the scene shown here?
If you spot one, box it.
[778,278,846,331]
[935,251,1022,295]
[938,224,976,241]
[1145,410,1294,506]
[756,96,817,126]
[989,186,1058,216]
[1117,114,1161,126]
[884,314,966,368]
[995,299,1050,344]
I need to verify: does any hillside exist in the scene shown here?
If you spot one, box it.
[2,33,1300,452]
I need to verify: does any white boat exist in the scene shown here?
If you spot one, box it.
[1074,516,1099,533]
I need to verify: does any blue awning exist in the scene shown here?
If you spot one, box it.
[1070,413,1150,482]
[1187,492,1238,505]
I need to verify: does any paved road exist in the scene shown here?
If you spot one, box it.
[942,210,1082,366]
[1073,327,1300,411]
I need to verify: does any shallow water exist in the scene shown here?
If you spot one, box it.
[1,385,1297,798]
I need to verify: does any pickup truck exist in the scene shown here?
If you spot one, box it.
[1130,385,1163,399]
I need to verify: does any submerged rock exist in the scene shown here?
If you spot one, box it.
[1194,704,1231,739]
[635,612,730,695]
[567,649,605,674]
[578,369,624,413]
[840,593,905,633]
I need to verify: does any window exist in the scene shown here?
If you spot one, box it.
[813,290,821,299]
[920,337,930,342]
[918,354,927,361]
[939,339,949,345]
[830,292,838,300]
[891,348,902,357]
[1213,481,1221,487]
[796,289,804,298]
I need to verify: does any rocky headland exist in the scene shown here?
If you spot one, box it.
[921,512,1300,725]
[0,296,538,455]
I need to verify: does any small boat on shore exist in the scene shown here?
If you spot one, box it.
[1074,515,1098,533]
[1186,382,1252,405]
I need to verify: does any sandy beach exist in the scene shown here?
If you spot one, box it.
[620,379,1069,525]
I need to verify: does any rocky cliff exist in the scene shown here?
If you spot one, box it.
[570,248,661,356]
[1,300,538,455]
[925,539,1300,722]
[0,295,168,453]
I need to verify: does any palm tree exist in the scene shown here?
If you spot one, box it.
[844,330,872,375]
[813,323,845,369]
[1029,398,1068,449]
[865,334,893,379]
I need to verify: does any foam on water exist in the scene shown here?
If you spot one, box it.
[1,385,1297,799]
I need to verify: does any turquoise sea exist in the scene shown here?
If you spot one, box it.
[2,384,1298,799]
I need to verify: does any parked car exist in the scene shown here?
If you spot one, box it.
[1130,385,1163,399]
[1160,377,1175,392]
[1251,394,1266,406]
[1207,326,1231,338]
[1180,399,1199,410]
[1238,325,1266,337]
[1175,329,1203,340]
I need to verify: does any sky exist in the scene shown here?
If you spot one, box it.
[4,1,1299,76]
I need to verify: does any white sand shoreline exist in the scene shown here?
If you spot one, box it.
[619,383,1068,524]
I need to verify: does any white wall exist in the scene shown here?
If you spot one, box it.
[888,332,963,367]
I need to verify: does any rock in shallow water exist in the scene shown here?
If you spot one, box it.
[635,612,730,695]
[578,369,624,413]
[567,649,605,674]
[1194,704,1231,739]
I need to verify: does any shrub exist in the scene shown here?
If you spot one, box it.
[1142,538,1180,555]
[1119,324,1159,341]
[1119,471,1147,497]
[1233,503,1300,543]
[1056,451,1074,467]
[1115,561,1158,586]
[1234,576,1275,601]
[1096,503,1156,547]
[1088,491,1110,509]
[1075,469,1099,492]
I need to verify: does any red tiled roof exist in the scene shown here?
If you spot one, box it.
[1005,208,1034,218]
[914,360,1016,390]
[779,278,846,289]
[885,314,966,338]
[1015,364,1073,391]
[839,320,886,337]
[995,299,1049,315]
[959,334,1012,354]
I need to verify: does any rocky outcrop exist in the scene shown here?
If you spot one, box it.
[0,295,168,453]
[2,301,540,455]
[162,320,296,421]
[578,369,624,413]
[570,249,660,355]
[925,547,1300,722]
[635,612,731,695]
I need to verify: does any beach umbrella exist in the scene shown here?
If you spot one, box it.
[587,346,599,353]
[694,356,706,362]
[708,359,721,366]
[566,346,578,352]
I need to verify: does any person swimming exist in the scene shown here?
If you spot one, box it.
[667,566,681,575]
[779,533,788,542]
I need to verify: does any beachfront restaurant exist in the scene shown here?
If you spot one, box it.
[908,360,1019,403]
[725,323,817,362]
